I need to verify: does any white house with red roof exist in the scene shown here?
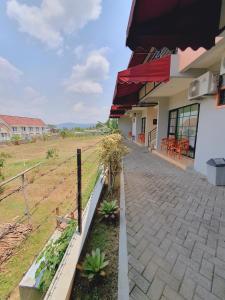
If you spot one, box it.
[0,115,47,142]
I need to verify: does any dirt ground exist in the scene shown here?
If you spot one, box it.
[0,135,102,300]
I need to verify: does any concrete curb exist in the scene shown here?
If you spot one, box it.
[118,164,129,300]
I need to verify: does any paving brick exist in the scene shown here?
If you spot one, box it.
[147,276,165,300]
[143,261,159,283]
[186,267,211,291]
[196,285,221,300]
[200,258,214,280]
[212,274,225,299]
[129,268,150,293]
[172,257,186,281]
[156,268,180,291]
[130,286,149,300]
[163,286,185,300]
[180,276,196,300]
[129,255,145,274]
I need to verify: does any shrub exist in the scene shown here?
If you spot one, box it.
[0,158,5,181]
[98,200,119,221]
[82,248,109,281]
[0,152,12,159]
[46,148,58,159]
[35,220,76,293]
[42,133,49,141]
[11,134,21,145]
[99,134,128,191]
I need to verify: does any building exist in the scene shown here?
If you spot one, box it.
[0,115,47,142]
[110,0,225,176]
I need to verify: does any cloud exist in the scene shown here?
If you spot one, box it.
[0,56,47,119]
[24,86,47,105]
[6,0,102,49]
[0,56,23,82]
[74,45,84,59]
[64,48,110,94]
[73,101,108,122]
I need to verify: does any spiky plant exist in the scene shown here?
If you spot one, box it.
[82,248,109,281]
[98,200,119,221]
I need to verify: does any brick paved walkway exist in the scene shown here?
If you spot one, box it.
[123,142,225,300]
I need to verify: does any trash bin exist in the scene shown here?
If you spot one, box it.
[206,158,225,186]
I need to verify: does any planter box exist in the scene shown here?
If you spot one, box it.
[19,171,106,300]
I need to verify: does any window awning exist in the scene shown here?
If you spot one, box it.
[126,0,223,51]
[113,55,171,105]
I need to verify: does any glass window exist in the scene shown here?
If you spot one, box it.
[168,103,200,158]
[218,89,225,106]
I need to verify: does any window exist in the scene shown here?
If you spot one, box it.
[168,103,200,158]
[29,127,33,132]
[218,75,225,106]
[141,117,146,133]
[218,88,225,106]
[21,127,26,131]
[12,127,17,132]
[36,127,39,132]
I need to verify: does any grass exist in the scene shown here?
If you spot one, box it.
[0,135,102,300]
[71,186,119,300]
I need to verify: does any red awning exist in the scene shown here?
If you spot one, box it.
[109,114,122,119]
[113,55,171,105]
[126,0,223,51]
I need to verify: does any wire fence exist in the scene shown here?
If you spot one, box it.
[0,141,101,266]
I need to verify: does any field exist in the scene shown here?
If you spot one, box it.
[0,135,102,300]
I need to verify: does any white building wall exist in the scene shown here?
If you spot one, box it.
[194,98,225,175]
[118,117,132,138]
[168,90,194,110]
[144,107,158,146]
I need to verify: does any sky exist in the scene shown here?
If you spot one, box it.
[0,0,132,124]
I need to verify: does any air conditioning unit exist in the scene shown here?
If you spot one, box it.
[188,71,217,101]
[220,56,225,75]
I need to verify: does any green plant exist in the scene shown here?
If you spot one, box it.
[98,200,119,221]
[0,152,12,159]
[99,134,128,192]
[0,158,5,181]
[82,248,109,281]
[11,134,21,145]
[46,148,58,159]
[35,220,76,293]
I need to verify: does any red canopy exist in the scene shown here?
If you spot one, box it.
[113,55,171,105]
[126,0,223,51]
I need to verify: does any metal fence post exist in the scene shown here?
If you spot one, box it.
[77,149,82,234]
[21,173,31,225]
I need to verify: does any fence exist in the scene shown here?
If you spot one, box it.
[0,142,100,267]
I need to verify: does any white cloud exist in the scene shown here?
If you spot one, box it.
[24,86,47,105]
[74,45,84,59]
[0,56,47,119]
[6,0,102,49]
[64,48,110,94]
[73,101,108,122]
[0,56,23,82]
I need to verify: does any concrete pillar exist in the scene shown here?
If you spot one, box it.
[156,99,169,149]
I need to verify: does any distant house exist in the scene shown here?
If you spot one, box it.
[0,115,47,142]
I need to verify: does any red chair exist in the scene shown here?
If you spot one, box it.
[138,133,145,144]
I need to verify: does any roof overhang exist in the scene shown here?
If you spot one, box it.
[140,77,194,100]
[126,0,224,51]
[180,35,225,72]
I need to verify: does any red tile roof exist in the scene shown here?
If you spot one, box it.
[0,115,46,127]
